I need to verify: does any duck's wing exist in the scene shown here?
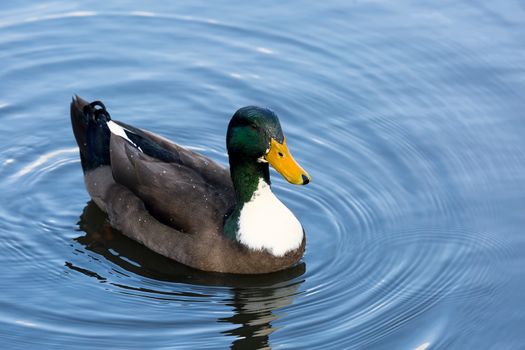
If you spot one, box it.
[108,120,235,236]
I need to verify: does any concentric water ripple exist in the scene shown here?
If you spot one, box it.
[0,1,524,349]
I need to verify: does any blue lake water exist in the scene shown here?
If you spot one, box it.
[1,1,524,349]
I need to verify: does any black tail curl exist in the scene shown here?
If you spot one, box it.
[82,100,112,122]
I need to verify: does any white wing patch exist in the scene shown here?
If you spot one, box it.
[107,120,142,151]
[237,179,303,256]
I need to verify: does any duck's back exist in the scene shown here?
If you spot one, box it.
[109,126,235,235]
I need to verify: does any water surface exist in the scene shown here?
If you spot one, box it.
[1,1,524,349]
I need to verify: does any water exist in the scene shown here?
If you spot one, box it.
[1,1,524,348]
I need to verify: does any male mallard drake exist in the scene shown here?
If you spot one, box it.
[70,96,311,274]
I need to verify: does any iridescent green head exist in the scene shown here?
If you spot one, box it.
[227,106,311,185]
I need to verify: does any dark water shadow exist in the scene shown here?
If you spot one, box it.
[69,201,306,349]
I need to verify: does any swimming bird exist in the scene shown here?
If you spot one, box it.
[70,96,311,274]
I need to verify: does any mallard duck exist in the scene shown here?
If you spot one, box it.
[70,96,311,274]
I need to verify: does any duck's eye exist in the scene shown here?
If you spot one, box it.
[250,123,258,130]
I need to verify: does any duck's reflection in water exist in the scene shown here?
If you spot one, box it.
[69,201,305,349]
[220,282,302,349]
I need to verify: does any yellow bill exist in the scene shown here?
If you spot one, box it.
[265,138,311,185]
